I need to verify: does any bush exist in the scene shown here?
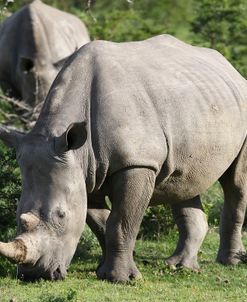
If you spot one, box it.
[139,205,174,240]
[202,182,224,226]
[191,0,247,78]
[0,142,21,242]
[0,141,20,276]
[76,8,166,42]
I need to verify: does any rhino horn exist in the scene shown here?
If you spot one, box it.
[0,239,27,263]
[0,235,40,264]
[20,212,40,232]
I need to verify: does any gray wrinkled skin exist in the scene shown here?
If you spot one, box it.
[0,0,90,107]
[1,35,247,282]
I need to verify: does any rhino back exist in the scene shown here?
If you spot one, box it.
[35,35,247,196]
[87,36,247,177]
[30,0,90,63]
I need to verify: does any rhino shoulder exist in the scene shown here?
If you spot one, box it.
[75,40,115,61]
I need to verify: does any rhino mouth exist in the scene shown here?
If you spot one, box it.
[17,262,66,281]
[51,265,65,280]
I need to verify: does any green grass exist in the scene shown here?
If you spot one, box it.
[1,229,247,302]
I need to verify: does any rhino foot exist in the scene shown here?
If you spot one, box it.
[165,254,199,270]
[216,249,246,265]
[96,259,142,283]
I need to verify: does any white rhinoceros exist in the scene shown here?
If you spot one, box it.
[0,0,90,107]
[0,35,246,282]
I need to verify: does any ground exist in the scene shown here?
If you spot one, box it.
[0,228,247,302]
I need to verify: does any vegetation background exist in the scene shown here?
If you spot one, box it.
[0,0,247,301]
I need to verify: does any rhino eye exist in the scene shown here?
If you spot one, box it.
[56,209,66,219]
[51,208,66,231]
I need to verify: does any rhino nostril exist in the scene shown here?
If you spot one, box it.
[52,266,65,281]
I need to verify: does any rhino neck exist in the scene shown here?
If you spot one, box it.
[31,49,97,192]
[33,48,90,135]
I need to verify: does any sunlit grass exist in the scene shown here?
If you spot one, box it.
[1,229,247,302]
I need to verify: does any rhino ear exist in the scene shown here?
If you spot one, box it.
[54,122,87,154]
[53,54,73,70]
[0,125,24,148]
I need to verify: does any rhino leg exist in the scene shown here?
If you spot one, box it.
[86,195,110,262]
[97,167,155,282]
[217,141,247,265]
[166,196,208,270]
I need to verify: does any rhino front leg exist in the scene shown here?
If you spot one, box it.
[97,167,155,282]
[217,143,247,265]
[86,195,110,262]
[166,196,208,269]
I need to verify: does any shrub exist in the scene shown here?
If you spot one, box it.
[0,142,21,242]
[76,8,166,42]
[139,205,174,240]
[191,0,247,78]
[0,141,20,277]
[202,182,224,226]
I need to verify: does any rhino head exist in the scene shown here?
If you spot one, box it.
[0,0,90,107]
[18,55,71,107]
[0,123,88,280]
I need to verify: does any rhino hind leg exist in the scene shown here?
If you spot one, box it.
[96,167,156,282]
[166,196,208,270]
[217,140,247,265]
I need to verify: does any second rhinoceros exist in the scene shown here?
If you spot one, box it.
[0,0,90,107]
[0,35,246,282]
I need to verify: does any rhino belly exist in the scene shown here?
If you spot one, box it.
[150,128,246,205]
